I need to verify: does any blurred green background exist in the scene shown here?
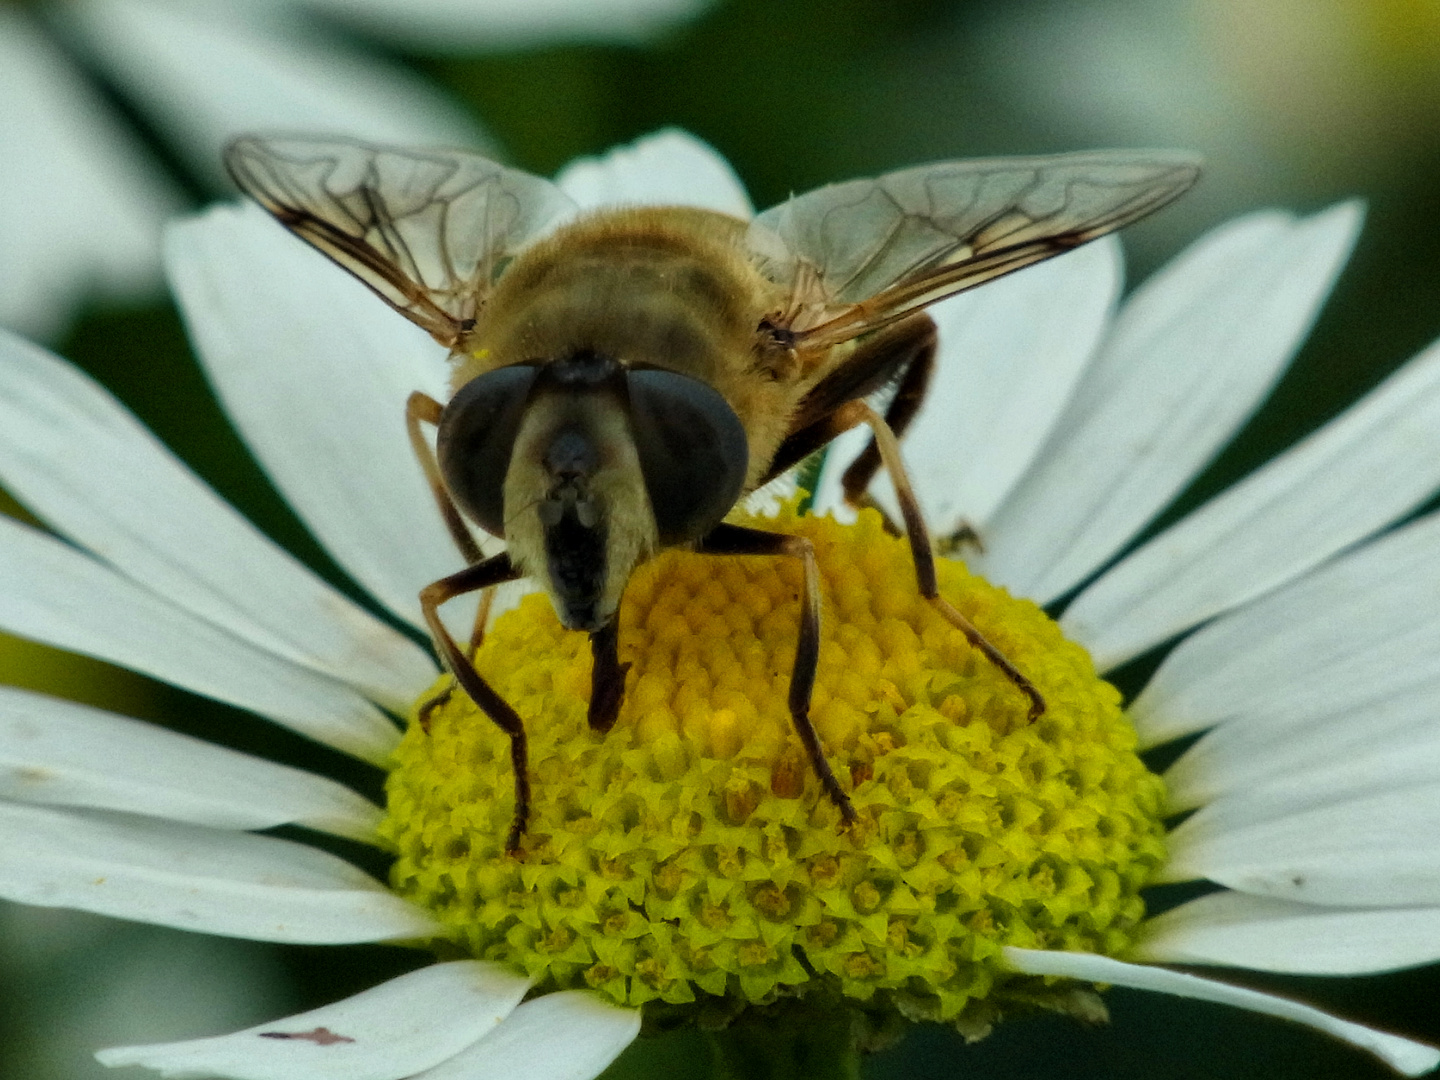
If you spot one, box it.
[3,0,1440,1077]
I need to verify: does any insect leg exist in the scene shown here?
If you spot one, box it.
[760,314,935,489]
[837,323,936,532]
[842,401,1046,722]
[419,553,535,854]
[588,620,630,734]
[407,392,485,565]
[697,524,857,825]
[409,391,496,653]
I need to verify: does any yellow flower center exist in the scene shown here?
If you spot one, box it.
[380,506,1166,1026]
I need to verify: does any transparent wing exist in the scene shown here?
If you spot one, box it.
[225,136,579,348]
[747,150,1200,349]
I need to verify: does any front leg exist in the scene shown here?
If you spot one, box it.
[419,553,533,854]
[588,620,630,734]
[409,391,494,654]
[407,392,484,564]
[697,524,857,826]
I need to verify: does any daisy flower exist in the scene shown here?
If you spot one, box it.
[1,130,1438,1079]
[2,0,713,340]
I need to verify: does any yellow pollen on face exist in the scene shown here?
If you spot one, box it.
[380,506,1167,1024]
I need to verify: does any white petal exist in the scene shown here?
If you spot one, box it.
[165,205,479,633]
[0,329,435,711]
[818,237,1120,531]
[0,802,438,943]
[0,686,382,842]
[1131,508,1440,747]
[1137,891,1440,975]
[1162,779,1440,906]
[1163,678,1440,815]
[1004,947,1440,1076]
[741,470,800,519]
[60,0,483,188]
[0,514,399,765]
[556,129,753,216]
[1065,324,1440,670]
[303,0,716,51]
[1166,704,1440,820]
[978,203,1362,605]
[98,961,530,1080]
[0,8,177,339]
[414,992,641,1080]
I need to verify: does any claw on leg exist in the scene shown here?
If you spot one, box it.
[415,676,456,734]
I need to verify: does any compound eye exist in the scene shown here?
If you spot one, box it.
[628,369,748,545]
[436,364,537,538]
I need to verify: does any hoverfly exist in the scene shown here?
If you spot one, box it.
[226,135,1199,852]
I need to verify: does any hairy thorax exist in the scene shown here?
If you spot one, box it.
[454,206,821,491]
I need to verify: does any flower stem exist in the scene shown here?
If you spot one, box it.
[706,999,864,1080]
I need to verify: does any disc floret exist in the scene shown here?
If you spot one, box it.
[381,507,1166,1028]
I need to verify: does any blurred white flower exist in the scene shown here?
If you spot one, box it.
[0,0,714,340]
[305,0,717,52]
[0,6,180,343]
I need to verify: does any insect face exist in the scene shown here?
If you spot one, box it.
[436,348,749,632]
